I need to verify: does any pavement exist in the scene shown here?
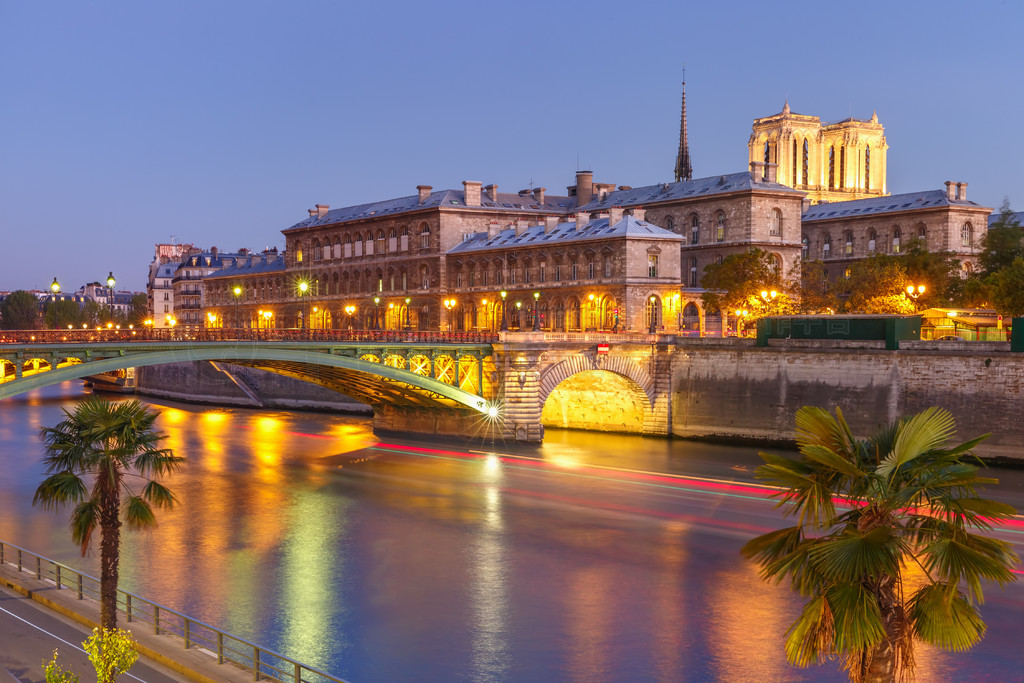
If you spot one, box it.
[0,561,255,683]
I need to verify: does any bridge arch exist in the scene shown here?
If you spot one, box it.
[538,354,655,434]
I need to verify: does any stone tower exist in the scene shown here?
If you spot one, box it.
[748,103,888,204]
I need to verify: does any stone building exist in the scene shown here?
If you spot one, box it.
[748,102,887,204]
[171,247,248,329]
[800,181,991,278]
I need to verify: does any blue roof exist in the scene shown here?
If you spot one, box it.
[206,253,286,279]
[577,172,802,212]
[988,211,1024,227]
[447,215,682,254]
[287,189,576,231]
[803,190,987,222]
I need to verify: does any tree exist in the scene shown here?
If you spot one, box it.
[127,293,149,326]
[796,261,841,314]
[900,239,963,308]
[843,257,916,314]
[987,257,1024,317]
[701,248,787,317]
[0,290,40,329]
[742,406,1018,683]
[978,199,1023,276]
[34,398,184,629]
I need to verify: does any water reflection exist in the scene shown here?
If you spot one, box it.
[0,384,1020,681]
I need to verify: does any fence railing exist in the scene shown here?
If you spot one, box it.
[0,328,500,345]
[0,540,348,683]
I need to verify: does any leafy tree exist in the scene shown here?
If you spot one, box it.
[43,299,83,330]
[843,257,916,314]
[796,261,841,314]
[127,293,149,326]
[987,257,1024,317]
[742,406,1017,683]
[0,290,40,329]
[81,300,103,327]
[900,239,963,308]
[978,199,1023,276]
[701,248,787,317]
[84,627,139,683]
[34,398,184,629]
[42,650,79,683]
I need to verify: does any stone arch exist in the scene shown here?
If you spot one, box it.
[538,354,654,408]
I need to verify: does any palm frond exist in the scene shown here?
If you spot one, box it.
[69,500,100,555]
[784,595,835,668]
[141,480,178,509]
[133,448,185,477]
[825,583,887,655]
[908,583,986,652]
[123,496,157,530]
[877,408,956,478]
[923,534,1020,601]
[808,527,900,585]
[33,471,87,510]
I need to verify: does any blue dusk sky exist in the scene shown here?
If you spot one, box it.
[2,0,1021,292]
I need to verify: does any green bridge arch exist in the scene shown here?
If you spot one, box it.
[0,343,493,414]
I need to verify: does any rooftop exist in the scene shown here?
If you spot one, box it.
[578,172,802,213]
[802,190,988,222]
[448,215,682,254]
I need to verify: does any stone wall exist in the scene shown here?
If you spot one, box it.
[670,343,1024,459]
[136,361,371,414]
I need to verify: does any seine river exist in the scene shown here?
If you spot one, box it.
[1,383,1022,682]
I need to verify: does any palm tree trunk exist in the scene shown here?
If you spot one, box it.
[858,578,900,683]
[99,485,121,630]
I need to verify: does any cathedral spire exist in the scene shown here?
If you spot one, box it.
[674,69,693,183]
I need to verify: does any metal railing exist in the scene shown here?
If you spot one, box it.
[0,540,348,683]
[0,328,500,345]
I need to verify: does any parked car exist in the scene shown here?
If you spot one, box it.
[937,335,966,341]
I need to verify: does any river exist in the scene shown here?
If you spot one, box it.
[1,383,1022,682]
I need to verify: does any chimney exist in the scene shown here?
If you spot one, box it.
[544,216,560,233]
[608,207,624,225]
[484,184,499,202]
[211,246,218,257]
[956,182,967,201]
[418,185,432,203]
[574,170,594,206]
[533,187,546,203]
[487,221,500,238]
[630,207,646,221]
[316,204,329,218]
[945,181,955,200]
[765,163,778,183]
[750,161,766,182]
[308,209,317,217]
[574,211,590,230]
[514,219,531,237]
[463,180,482,207]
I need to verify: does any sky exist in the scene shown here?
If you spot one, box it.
[2,0,1022,292]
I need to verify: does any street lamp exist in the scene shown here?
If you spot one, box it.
[374,296,381,330]
[674,293,681,330]
[649,296,657,334]
[106,271,116,324]
[761,289,778,317]
[344,304,355,330]
[906,284,925,309]
[515,300,522,330]
[50,277,60,330]
[734,309,750,337]
[444,298,456,331]
[500,291,508,331]
[405,297,411,330]
[532,291,541,331]
[298,281,309,329]
[233,285,242,329]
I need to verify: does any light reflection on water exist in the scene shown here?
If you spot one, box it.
[1,384,1021,682]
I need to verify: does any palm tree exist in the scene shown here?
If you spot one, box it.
[34,397,183,630]
[741,406,1018,683]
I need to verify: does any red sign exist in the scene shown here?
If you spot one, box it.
[597,343,610,355]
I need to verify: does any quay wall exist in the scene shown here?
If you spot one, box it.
[670,341,1023,459]
[135,361,371,413]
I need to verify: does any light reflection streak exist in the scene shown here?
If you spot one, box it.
[469,476,509,682]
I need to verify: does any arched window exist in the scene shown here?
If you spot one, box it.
[961,222,973,247]
[892,227,902,254]
[344,234,353,258]
[400,226,410,251]
[420,265,430,290]
[603,256,611,278]
[802,140,809,188]
[791,137,797,185]
[868,229,877,253]
[828,147,835,189]
[690,214,700,244]
[801,235,809,259]
[645,296,661,331]
[333,236,341,259]
[763,140,770,179]
[865,145,871,189]
[312,239,322,261]
[354,233,363,257]
[364,233,373,256]
[769,208,782,236]
[388,228,397,252]
[689,256,698,287]
[822,233,832,259]
[839,146,846,189]
[420,223,431,250]
[376,230,386,254]
[844,230,854,256]
[715,213,725,242]
[665,216,674,232]
[917,224,927,248]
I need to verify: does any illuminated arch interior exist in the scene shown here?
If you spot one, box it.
[541,369,648,434]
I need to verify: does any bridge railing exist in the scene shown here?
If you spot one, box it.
[0,539,349,683]
[0,328,499,345]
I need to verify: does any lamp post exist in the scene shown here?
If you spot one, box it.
[674,293,681,331]
[760,289,778,318]
[298,281,309,330]
[443,298,456,331]
[374,296,381,331]
[50,277,60,330]
[500,291,508,332]
[344,305,355,330]
[588,293,596,330]
[515,301,522,331]
[532,292,541,331]
[734,308,750,337]
[106,271,116,325]
[906,284,925,311]
[263,310,273,336]
[233,286,242,330]
[649,296,657,334]
[405,297,411,330]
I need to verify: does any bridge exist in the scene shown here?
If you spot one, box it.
[0,328,673,442]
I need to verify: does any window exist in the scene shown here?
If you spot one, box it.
[555,265,561,282]
[364,234,373,256]
[344,235,353,258]
[844,267,852,278]
[801,236,809,259]
[769,209,781,236]
[420,224,431,249]
[495,267,502,286]
[839,146,846,189]
[400,227,410,251]
[893,227,902,254]
[828,147,835,189]
[376,231,385,254]
[388,229,397,252]
[802,139,809,188]
[296,248,303,263]
[468,267,475,287]
[865,145,871,189]
[648,254,659,277]
[587,261,595,279]
[763,141,771,179]
[539,262,546,282]
[163,292,169,301]
[456,270,463,288]
[844,231,853,256]
[603,257,611,278]
[665,216,674,232]
[690,214,700,244]
[571,263,578,280]
[791,137,797,185]
[312,240,322,261]
[163,304,169,312]
[823,234,832,258]
[961,222,973,248]
[421,266,430,290]
[690,257,698,287]
[715,213,725,242]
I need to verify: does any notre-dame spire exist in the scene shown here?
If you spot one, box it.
[674,70,693,183]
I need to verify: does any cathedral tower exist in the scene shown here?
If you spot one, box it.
[674,73,693,183]
[748,103,887,204]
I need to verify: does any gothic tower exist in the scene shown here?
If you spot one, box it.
[674,73,693,183]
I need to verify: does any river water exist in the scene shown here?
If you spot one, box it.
[1,383,1022,682]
